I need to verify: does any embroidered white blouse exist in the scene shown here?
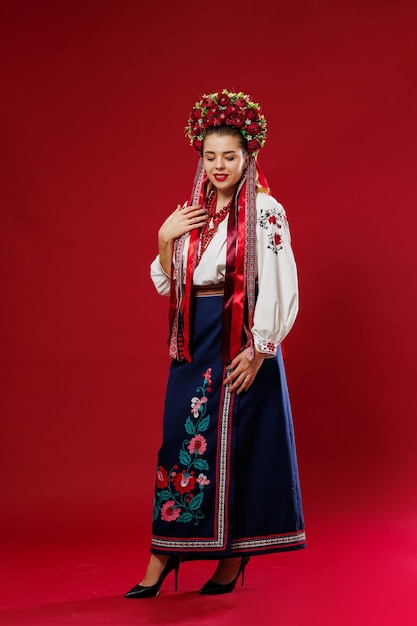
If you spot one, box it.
[150,192,299,357]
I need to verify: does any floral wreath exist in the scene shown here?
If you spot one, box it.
[185,89,267,156]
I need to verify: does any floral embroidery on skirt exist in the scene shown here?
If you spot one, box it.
[153,369,213,526]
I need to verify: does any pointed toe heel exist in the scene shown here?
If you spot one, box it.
[199,556,250,595]
[125,556,180,599]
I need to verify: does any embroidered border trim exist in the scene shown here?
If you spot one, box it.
[231,530,306,551]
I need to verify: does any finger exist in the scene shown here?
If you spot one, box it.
[228,371,251,393]
[186,220,207,232]
[182,204,202,214]
[223,356,246,385]
[186,213,208,229]
[223,374,233,386]
[223,367,241,386]
[229,355,243,371]
[235,374,253,395]
[187,209,207,221]
[187,210,207,221]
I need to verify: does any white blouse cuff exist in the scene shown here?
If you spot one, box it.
[254,338,278,357]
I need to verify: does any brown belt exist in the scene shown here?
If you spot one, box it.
[193,284,224,297]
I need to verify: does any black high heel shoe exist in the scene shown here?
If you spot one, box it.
[199,556,250,595]
[125,556,181,599]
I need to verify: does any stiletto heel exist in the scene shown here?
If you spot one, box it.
[174,561,179,591]
[199,556,250,595]
[125,556,181,599]
[241,557,247,586]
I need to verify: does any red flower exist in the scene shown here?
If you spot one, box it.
[193,138,202,151]
[219,93,231,106]
[247,122,262,136]
[161,500,181,522]
[268,215,277,224]
[274,233,282,246]
[192,124,201,136]
[203,115,215,129]
[190,108,201,121]
[231,114,244,128]
[172,471,196,494]
[202,96,214,108]
[247,108,259,120]
[226,104,238,115]
[247,139,261,153]
[203,367,212,384]
[156,465,168,489]
[188,434,207,456]
[236,97,247,108]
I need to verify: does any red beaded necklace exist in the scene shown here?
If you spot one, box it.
[199,190,233,260]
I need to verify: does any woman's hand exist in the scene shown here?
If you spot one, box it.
[158,204,207,275]
[223,347,265,395]
[158,204,207,244]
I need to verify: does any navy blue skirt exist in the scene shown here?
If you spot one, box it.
[151,289,305,558]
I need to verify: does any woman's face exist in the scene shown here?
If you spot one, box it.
[203,133,248,198]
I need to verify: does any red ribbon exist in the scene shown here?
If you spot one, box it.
[221,194,246,363]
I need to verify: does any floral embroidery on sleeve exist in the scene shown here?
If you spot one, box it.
[255,339,277,356]
[258,204,289,254]
[152,368,213,526]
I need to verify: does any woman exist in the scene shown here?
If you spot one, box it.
[125,90,305,598]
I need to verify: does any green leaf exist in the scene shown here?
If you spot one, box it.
[177,512,193,523]
[179,450,191,466]
[152,507,159,521]
[194,458,209,471]
[189,493,203,511]
[157,489,172,501]
[198,415,210,432]
[185,416,195,435]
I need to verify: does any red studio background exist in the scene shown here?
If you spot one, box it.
[1,1,416,624]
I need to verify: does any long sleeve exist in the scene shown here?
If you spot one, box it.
[252,193,299,356]
[150,255,171,296]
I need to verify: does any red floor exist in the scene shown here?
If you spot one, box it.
[1,508,416,626]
